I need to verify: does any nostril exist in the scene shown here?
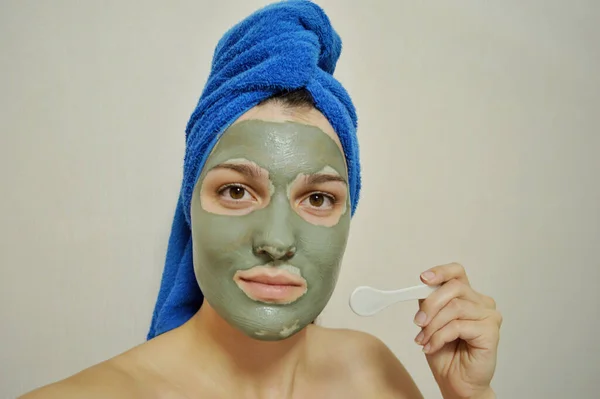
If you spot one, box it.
[285,247,297,258]
[254,247,268,257]
[253,245,296,261]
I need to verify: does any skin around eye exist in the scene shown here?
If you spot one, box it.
[199,160,272,216]
[287,170,348,226]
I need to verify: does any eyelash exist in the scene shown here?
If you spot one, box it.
[306,191,337,204]
[216,184,338,209]
[217,183,253,198]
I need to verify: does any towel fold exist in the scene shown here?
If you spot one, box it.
[147,0,361,340]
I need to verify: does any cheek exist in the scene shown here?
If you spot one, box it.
[192,211,254,268]
[297,219,350,282]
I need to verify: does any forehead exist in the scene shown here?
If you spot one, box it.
[202,120,348,179]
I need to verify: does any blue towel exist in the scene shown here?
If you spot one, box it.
[147,0,361,340]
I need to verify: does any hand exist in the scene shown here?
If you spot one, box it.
[413,263,501,399]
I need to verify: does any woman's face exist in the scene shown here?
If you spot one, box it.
[190,104,351,340]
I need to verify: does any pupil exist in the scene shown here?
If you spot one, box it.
[229,187,244,199]
[309,194,324,207]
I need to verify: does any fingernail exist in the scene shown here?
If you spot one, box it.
[423,344,431,353]
[414,331,424,344]
[414,311,427,327]
[421,271,435,282]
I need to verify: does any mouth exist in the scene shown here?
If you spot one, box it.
[234,265,308,304]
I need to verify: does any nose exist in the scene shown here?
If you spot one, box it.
[252,195,296,262]
[254,242,296,261]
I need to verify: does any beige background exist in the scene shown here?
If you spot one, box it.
[1,1,599,398]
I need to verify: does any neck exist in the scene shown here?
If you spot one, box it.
[182,301,308,396]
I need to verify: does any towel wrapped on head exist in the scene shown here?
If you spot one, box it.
[147,0,362,340]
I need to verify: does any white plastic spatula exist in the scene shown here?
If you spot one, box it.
[349,284,440,317]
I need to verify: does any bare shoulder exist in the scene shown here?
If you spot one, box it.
[18,359,142,399]
[18,328,200,399]
[309,326,424,399]
[17,336,178,399]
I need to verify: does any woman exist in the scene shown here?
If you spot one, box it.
[21,2,501,398]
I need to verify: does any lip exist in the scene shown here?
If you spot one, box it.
[234,265,307,304]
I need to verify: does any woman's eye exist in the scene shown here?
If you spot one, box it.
[218,185,253,202]
[301,193,334,209]
[309,194,325,207]
[228,186,245,200]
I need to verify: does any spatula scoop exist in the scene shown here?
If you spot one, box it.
[349,284,439,317]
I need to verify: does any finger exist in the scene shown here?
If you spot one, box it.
[422,318,500,355]
[420,262,469,286]
[414,298,489,346]
[414,279,480,327]
[479,293,497,310]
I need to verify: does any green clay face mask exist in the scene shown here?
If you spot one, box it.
[190,120,350,340]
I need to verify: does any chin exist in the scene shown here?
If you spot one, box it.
[227,306,318,341]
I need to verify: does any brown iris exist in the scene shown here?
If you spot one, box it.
[229,186,245,200]
[309,194,325,207]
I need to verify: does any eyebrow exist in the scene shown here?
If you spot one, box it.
[210,163,347,185]
[303,173,347,185]
[210,163,266,179]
